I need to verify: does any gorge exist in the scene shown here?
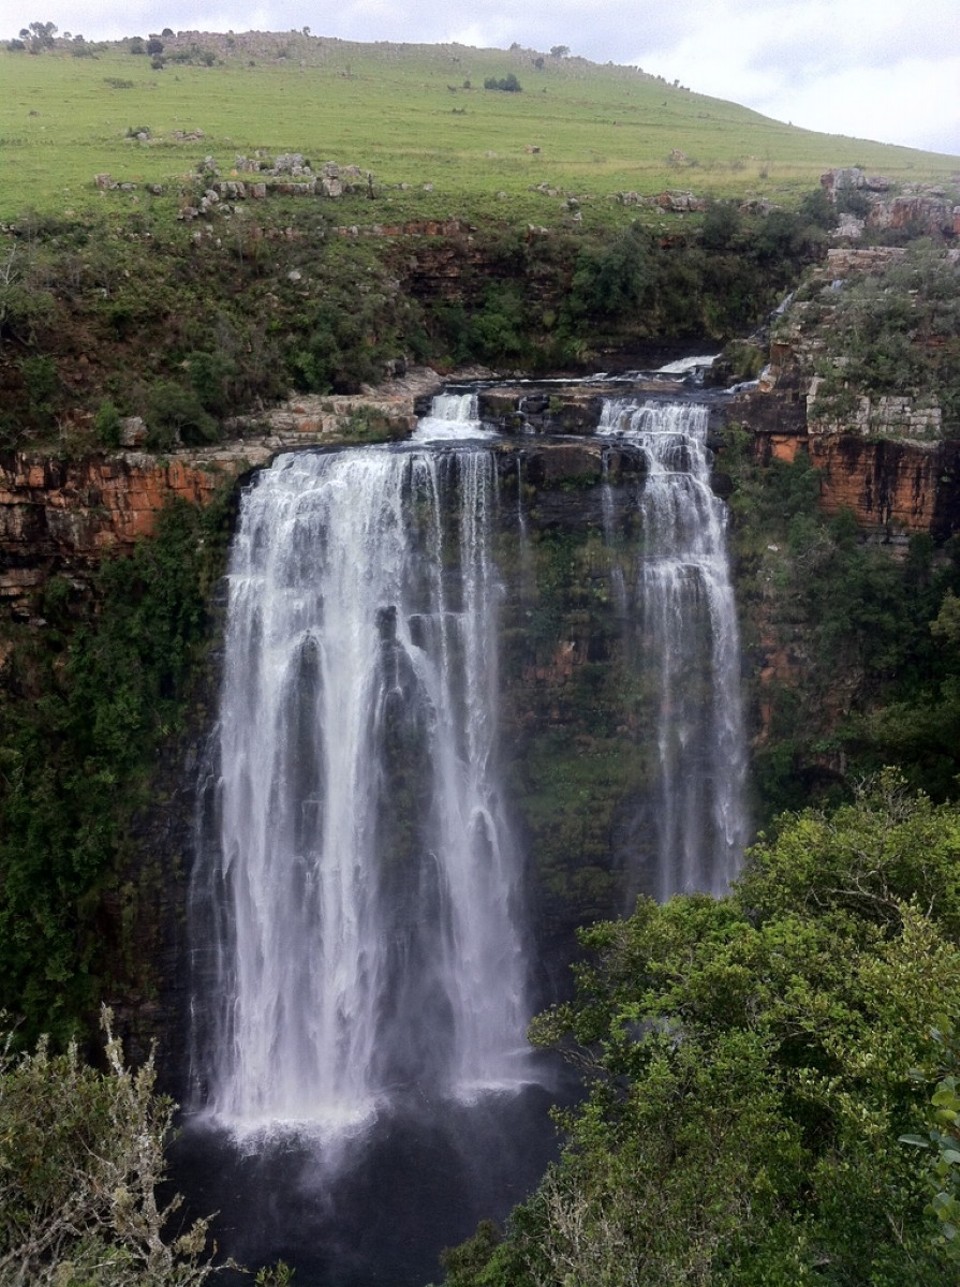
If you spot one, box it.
[2,29,960,1281]
[176,387,748,1282]
[2,272,959,1285]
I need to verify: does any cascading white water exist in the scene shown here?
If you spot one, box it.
[598,398,747,899]
[413,391,493,442]
[191,388,747,1149]
[193,432,528,1136]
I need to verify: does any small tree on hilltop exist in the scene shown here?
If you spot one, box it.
[17,21,57,53]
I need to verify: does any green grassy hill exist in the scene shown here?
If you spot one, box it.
[1,31,956,223]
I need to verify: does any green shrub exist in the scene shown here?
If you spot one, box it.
[144,380,218,449]
[567,223,652,319]
[701,199,744,251]
[447,779,960,1285]
[94,399,122,447]
[483,74,522,92]
[797,186,837,229]
[0,1009,215,1284]
[186,350,238,415]
[20,354,59,415]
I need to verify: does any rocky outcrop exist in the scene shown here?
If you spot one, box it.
[0,453,234,605]
[820,168,960,238]
[175,155,373,218]
[0,368,441,611]
[616,189,707,212]
[732,246,960,539]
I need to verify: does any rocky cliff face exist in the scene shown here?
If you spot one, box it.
[5,340,957,621]
[729,247,960,541]
[752,431,960,540]
[4,327,959,1074]
[0,452,232,608]
[0,375,431,614]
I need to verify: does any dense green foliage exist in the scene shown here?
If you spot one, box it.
[483,74,522,92]
[0,1009,215,1285]
[0,196,830,455]
[901,1021,960,1261]
[0,497,231,1041]
[440,778,960,1285]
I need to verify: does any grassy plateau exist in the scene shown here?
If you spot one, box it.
[1,31,957,225]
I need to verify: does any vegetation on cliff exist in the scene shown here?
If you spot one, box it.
[789,242,960,433]
[0,496,231,1042]
[722,436,960,821]
[0,1009,217,1285]
[0,197,833,456]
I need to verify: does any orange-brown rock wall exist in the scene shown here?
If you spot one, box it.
[755,432,960,540]
[0,451,239,605]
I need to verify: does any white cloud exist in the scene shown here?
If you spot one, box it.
[761,56,960,153]
[627,0,960,153]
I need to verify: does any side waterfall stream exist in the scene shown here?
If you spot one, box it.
[180,388,747,1284]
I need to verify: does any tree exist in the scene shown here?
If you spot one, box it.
[0,1009,217,1285]
[16,21,57,53]
[550,45,570,58]
[568,222,652,319]
[446,776,960,1284]
[0,243,55,344]
[144,379,217,448]
[700,199,743,252]
[902,1021,960,1262]
[146,37,164,55]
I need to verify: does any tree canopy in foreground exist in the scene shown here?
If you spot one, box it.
[442,773,960,1285]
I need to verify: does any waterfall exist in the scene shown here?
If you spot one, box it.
[189,389,747,1144]
[191,438,528,1136]
[413,391,492,442]
[182,387,750,1282]
[598,398,747,900]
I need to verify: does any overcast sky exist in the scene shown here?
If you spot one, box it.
[12,0,960,156]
